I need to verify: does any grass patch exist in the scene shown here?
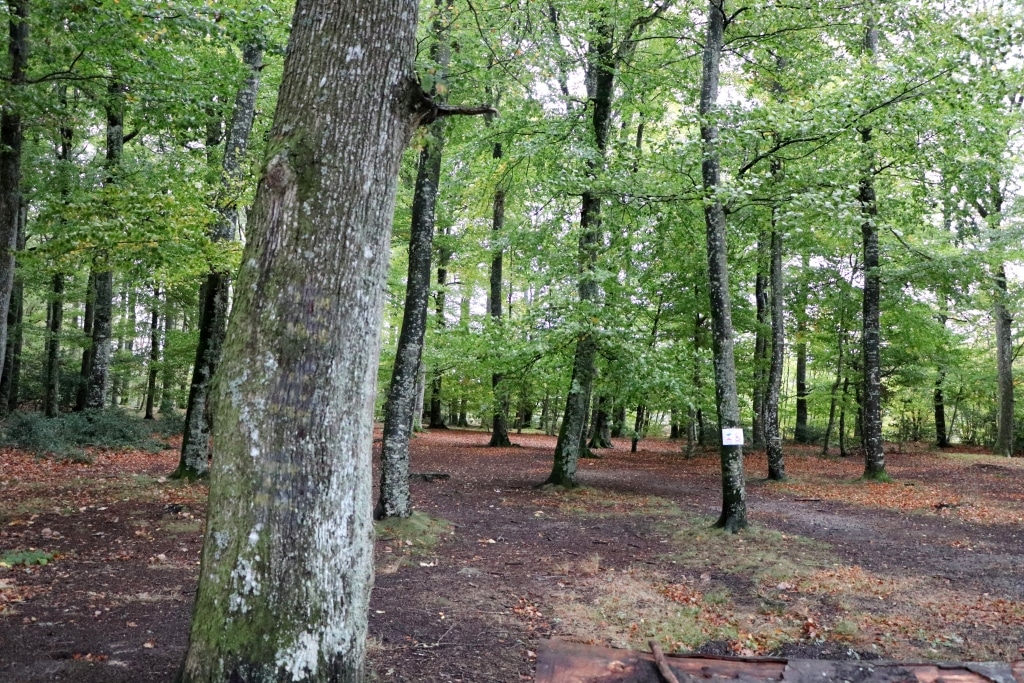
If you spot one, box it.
[664,516,832,586]
[0,549,54,567]
[548,487,683,519]
[375,511,453,559]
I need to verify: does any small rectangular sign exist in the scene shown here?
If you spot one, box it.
[721,428,744,446]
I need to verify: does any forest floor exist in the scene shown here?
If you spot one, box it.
[1,429,1023,682]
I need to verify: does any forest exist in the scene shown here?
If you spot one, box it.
[0,0,1023,681]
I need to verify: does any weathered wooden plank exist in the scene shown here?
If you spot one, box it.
[535,639,1024,683]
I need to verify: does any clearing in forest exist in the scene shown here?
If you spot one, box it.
[1,429,1023,682]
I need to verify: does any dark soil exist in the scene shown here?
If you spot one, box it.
[2,430,1022,682]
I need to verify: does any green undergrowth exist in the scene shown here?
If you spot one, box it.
[0,408,176,460]
[0,549,54,568]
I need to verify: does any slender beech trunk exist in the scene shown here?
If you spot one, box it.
[76,274,96,411]
[378,1,450,516]
[764,203,784,480]
[839,377,850,457]
[794,258,809,442]
[934,308,949,448]
[85,79,124,410]
[488,138,512,446]
[144,288,160,420]
[175,43,263,480]
[631,404,645,453]
[44,274,64,417]
[993,263,1014,456]
[179,0,419,677]
[858,17,886,480]
[612,403,626,438]
[547,21,614,487]
[159,302,176,413]
[752,233,769,450]
[377,107,447,517]
[698,0,746,530]
[822,316,845,456]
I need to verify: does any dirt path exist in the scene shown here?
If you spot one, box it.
[2,430,1022,682]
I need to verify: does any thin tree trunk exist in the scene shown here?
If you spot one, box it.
[145,288,160,420]
[44,273,65,417]
[0,0,28,382]
[179,0,418,676]
[175,43,263,479]
[794,257,809,443]
[699,0,746,531]
[587,395,612,449]
[160,301,176,414]
[839,377,850,457]
[631,404,645,453]
[822,319,845,456]
[85,79,124,411]
[752,233,769,450]
[76,273,96,411]
[488,138,512,446]
[858,18,886,479]
[548,19,615,487]
[994,263,1014,457]
[764,207,785,480]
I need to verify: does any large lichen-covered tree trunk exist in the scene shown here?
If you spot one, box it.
[699,0,746,532]
[177,0,417,680]
[0,0,28,382]
[174,43,263,481]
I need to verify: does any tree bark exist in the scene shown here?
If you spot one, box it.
[699,0,746,531]
[160,301,176,414]
[85,79,124,411]
[76,273,96,411]
[0,199,24,414]
[377,26,448,516]
[145,288,160,420]
[0,0,27,385]
[178,0,418,678]
[752,233,769,450]
[858,18,886,480]
[488,141,513,447]
[794,258,809,443]
[993,263,1014,457]
[764,210,784,480]
[175,42,263,480]
[548,19,615,487]
[44,274,64,418]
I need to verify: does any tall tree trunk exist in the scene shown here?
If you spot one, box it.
[488,140,513,447]
[612,403,626,438]
[631,404,645,454]
[175,43,263,479]
[145,288,160,420]
[993,263,1014,457]
[699,0,746,531]
[794,257,809,443]
[428,227,450,430]
[0,200,24,414]
[377,67,448,518]
[764,207,785,480]
[0,0,27,383]
[178,0,419,677]
[160,300,176,413]
[587,395,612,449]
[85,78,124,411]
[752,232,769,450]
[547,19,615,487]
[858,18,886,480]
[76,273,96,411]
[822,316,845,457]
[839,377,850,457]
[44,273,65,418]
